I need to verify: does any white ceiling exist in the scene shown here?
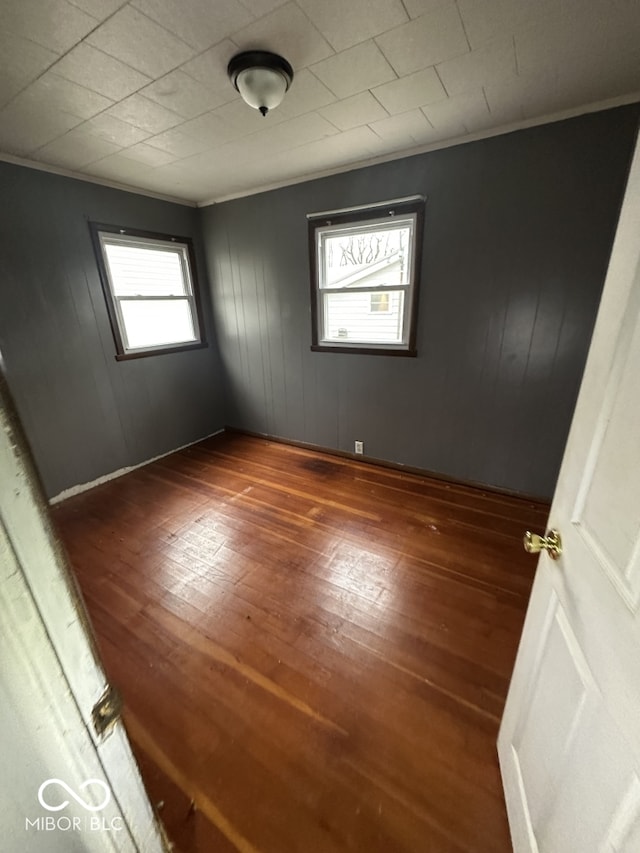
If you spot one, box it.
[1,0,639,206]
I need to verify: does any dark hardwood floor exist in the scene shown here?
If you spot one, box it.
[53,432,548,853]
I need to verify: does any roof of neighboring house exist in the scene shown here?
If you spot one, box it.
[328,252,402,289]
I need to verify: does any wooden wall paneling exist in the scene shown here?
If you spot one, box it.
[0,162,226,498]
[202,105,640,499]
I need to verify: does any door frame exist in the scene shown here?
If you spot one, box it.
[0,366,168,851]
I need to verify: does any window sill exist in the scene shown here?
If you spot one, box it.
[115,341,208,361]
[311,344,417,357]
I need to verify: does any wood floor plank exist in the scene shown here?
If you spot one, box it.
[53,432,547,852]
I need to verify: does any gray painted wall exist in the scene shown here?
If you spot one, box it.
[202,106,639,499]
[0,163,226,498]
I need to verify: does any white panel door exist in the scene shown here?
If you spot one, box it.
[498,133,640,852]
[0,369,168,852]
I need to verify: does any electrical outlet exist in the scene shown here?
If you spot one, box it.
[354,440,364,455]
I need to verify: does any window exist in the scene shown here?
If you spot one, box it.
[90,224,206,360]
[370,292,390,313]
[308,196,424,356]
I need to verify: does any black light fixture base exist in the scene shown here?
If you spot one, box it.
[227,51,294,90]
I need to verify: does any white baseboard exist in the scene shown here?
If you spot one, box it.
[49,428,225,505]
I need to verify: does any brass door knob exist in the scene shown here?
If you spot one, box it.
[523,529,562,560]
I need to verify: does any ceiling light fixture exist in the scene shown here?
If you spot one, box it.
[228,51,294,117]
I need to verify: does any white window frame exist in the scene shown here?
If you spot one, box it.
[90,225,206,360]
[308,196,424,356]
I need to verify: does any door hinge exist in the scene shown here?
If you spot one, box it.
[92,684,123,737]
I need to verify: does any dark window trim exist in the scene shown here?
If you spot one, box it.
[310,344,417,357]
[89,222,208,360]
[308,197,425,357]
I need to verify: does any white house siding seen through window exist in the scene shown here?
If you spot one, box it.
[326,291,403,343]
